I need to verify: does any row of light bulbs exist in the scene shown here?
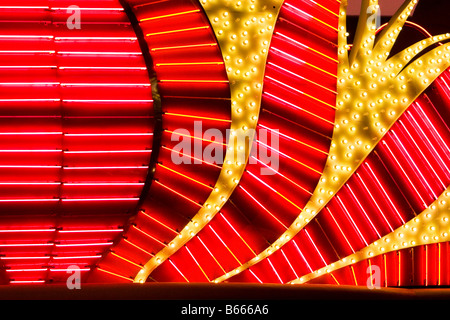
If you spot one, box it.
[134,0,283,283]
[212,0,450,283]
[290,189,450,284]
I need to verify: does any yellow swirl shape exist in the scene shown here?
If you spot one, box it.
[290,187,450,284]
[213,0,450,283]
[134,0,283,283]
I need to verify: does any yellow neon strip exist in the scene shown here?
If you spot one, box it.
[111,252,142,268]
[140,210,179,235]
[330,273,340,285]
[98,268,133,282]
[186,246,210,282]
[124,239,153,257]
[265,92,335,125]
[165,130,226,145]
[307,45,339,63]
[140,9,200,22]
[158,164,213,190]
[247,171,305,211]
[133,225,168,246]
[240,185,289,229]
[282,152,323,175]
[311,0,340,17]
[156,61,224,67]
[146,26,209,37]
[268,62,338,95]
[162,146,221,168]
[304,60,337,78]
[221,213,258,256]
[151,43,217,52]
[197,236,227,274]
[350,265,358,285]
[165,112,231,122]
[266,76,337,110]
[210,226,242,265]
[277,32,338,63]
[313,16,338,32]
